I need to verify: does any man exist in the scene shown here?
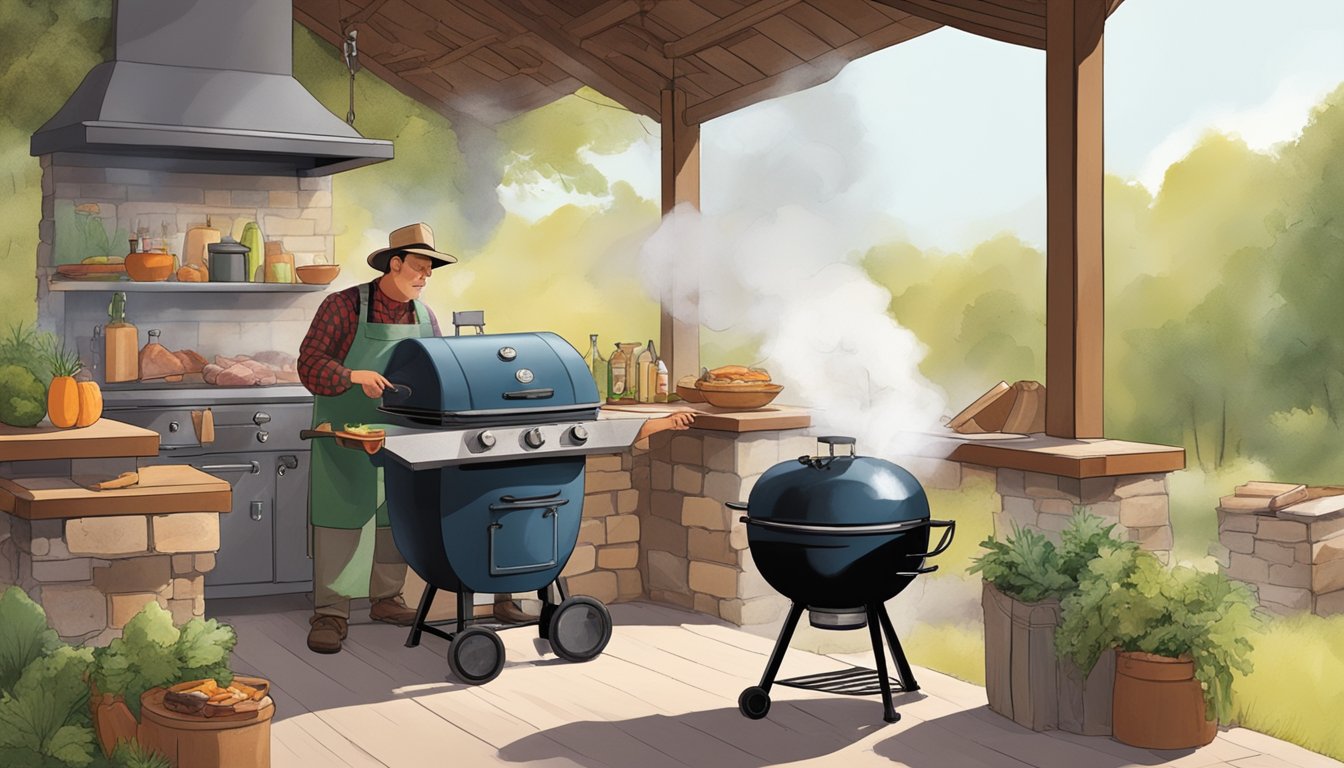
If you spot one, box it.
[298,222,532,654]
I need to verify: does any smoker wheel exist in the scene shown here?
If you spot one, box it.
[738,687,771,719]
[547,597,612,663]
[447,627,505,685]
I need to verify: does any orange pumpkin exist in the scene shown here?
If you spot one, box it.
[76,381,103,427]
[48,376,80,428]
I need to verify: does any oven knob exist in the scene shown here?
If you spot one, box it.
[569,425,589,443]
[524,428,545,449]
[168,421,180,433]
[253,412,271,425]
[498,347,517,361]
[477,431,497,449]
[256,431,269,443]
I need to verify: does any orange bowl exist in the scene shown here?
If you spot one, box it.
[699,384,783,410]
[126,252,175,282]
[297,264,341,285]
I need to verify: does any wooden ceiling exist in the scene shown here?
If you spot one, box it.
[293,0,1128,126]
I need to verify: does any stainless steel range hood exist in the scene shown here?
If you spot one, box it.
[30,0,392,177]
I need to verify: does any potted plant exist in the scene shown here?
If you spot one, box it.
[1056,546,1261,749]
[970,511,1136,734]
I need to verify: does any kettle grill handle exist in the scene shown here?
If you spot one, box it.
[726,501,749,511]
[815,435,856,457]
[908,519,956,559]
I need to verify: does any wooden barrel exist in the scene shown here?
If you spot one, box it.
[138,677,274,768]
[1112,651,1217,749]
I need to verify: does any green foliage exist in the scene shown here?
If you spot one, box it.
[0,588,61,697]
[0,364,49,427]
[92,603,236,721]
[109,740,169,768]
[969,510,1134,603]
[0,646,97,767]
[1057,546,1260,722]
[41,337,82,379]
[0,323,54,383]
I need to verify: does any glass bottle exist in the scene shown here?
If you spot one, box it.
[635,339,656,404]
[655,358,669,403]
[583,334,608,401]
[608,342,639,402]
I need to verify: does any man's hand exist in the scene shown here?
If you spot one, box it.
[350,369,393,399]
[634,411,696,442]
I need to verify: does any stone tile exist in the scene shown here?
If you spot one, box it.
[1218,510,1259,533]
[1132,525,1172,551]
[562,545,596,577]
[1258,519,1308,543]
[1309,517,1344,542]
[1024,471,1068,499]
[693,594,719,617]
[578,518,606,547]
[649,490,681,521]
[650,589,694,610]
[1226,553,1270,583]
[719,595,789,626]
[689,561,737,599]
[92,556,172,594]
[1037,513,1072,534]
[565,571,618,603]
[1312,556,1344,594]
[40,585,107,638]
[1119,495,1169,528]
[66,516,148,556]
[1037,498,1074,516]
[1268,562,1310,589]
[996,469,1025,497]
[629,467,649,494]
[606,515,639,544]
[586,454,623,473]
[1114,475,1165,498]
[647,551,688,592]
[1316,588,1344,616]
[688,529,734,565]
[734,436,778,475]
[171,575,205,599]
[585,471,631,493]
[682,497,730,530]
[31,558,93,583]
[672,465,703,495]
[167,598,195,626]
[584,492,615,517]
[298,189,332,208]
[597,543,639,570]
[268,190,299,208]
[729,520,748,550]
[151,513,220,553]
[703,471,745,502]
[616,568,643,600]
[640,516,687,558]
[702,434,735,472]
[1254,541,1296,566]
[203,189,231,207]
[616,489,639,514]
[1257,583,1312,612]
[171,554,194,574]
[736,553,774,600]
[1222,531,1256,554]
[651,460,672,491]
[1002,496,1036,528]
[670,435,703,466]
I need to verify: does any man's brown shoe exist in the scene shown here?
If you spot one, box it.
[307,615,348,654]
[492,599,539,624]
[370,595,418,626]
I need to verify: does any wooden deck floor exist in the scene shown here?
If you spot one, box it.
[210,597,1341,768]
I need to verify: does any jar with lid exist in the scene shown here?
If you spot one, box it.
[607,342,639,403]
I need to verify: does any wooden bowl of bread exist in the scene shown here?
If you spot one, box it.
[694,365,783,410]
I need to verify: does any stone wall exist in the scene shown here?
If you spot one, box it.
[2,511,220,645]
[1217,495,1344,616]
[566,448,648,605]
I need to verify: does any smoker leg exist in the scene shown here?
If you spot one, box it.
[457,590,473,635]
[866,603,900,723]
[876,606,919,693]
[406,584,437,648]
[739,601,805,720]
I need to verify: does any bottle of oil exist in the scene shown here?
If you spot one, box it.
[103,291,138,383]
[608,342,639,403]
[635,339,656,404]
[583,334,608,401]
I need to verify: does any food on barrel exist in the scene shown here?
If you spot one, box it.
[163,678,269,717]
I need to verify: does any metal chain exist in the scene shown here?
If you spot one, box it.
[343,29,359,126]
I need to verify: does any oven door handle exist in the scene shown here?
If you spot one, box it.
[196,461,261,475]
[489,498,570,512]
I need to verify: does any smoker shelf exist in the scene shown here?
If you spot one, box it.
[774,666,909,697]
[48,279,328,293]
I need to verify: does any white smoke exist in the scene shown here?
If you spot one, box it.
[638,83,950,460]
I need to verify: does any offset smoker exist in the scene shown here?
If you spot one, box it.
[373,333,642,684]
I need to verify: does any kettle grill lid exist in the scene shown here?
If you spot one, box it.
[745,437,929,527]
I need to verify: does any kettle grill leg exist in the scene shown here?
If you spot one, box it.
[876,606,919,693]
[866,603,900,723]
[739,601,804,720]
[405,584,438,648]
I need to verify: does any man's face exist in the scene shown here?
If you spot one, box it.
[388,253,434,299]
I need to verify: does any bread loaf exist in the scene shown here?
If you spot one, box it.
[705,365,772,384]
[202,364,223,385]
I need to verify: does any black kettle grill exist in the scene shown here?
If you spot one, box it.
[728,436,955,723]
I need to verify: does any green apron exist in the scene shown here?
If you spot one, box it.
[310,282,432,529]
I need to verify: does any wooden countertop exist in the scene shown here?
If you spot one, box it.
[0,418,159,462]
[600,402,810,433]
[922,431,1186,478]
[0,465,230,520]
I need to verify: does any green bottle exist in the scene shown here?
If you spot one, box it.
[583,334,609,402]
[239,221,265,282]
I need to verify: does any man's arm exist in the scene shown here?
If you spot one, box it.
[298,291,358,396]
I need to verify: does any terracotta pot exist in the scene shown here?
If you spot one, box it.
[1112,651,1217,749]
[90,689,138,758]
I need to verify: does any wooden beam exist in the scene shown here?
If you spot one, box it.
[564,0,644,39]
[684,18,938,125]
[468,0,662,117]
[393,34,500,77]
[1108,0,1127,13]
[660,88,701,385]
[1044,0,1106,438]
[663,0,802,59]
[870,0,1045,48]
[340,0,392,29]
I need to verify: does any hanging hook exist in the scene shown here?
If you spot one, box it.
[343,29,360,126]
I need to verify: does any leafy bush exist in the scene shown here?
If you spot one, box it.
[0,323,53,383]
[92,603,236,720]
[969,510,1136,603]
[0,364,48,428]
[0,587,61,695]
[0,646,97,768]
[1056,546,1261,721]
[110,739,170,768]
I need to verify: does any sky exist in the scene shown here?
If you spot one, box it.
[503,0,1344,254]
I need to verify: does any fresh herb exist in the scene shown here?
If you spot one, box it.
[969,509,1138,603]
[110,739,171,768]
[1056,546,1261,721]
[43,337,83,379]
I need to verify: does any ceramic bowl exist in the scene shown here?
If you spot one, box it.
[126,252,175,282]
[296,264,341,285]
[699,384,783,410]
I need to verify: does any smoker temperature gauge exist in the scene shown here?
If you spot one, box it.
[477,431,497,450]
[523,428,545,449]
[569,425,589,444]
[498,347,517,361]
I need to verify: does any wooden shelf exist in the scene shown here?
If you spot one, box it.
[0,465,230,520]
[925,432,1186,478]
[0,418,159,462]
[49,279,327,292]
[600,402,810,433]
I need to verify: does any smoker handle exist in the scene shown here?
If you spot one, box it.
[299,429,336,440]
[726,501,749,511]
[907,519,956,559]
[196,461,261,475]
[500,490,563,503]
[503,388,555,400]
[489,498,570,512]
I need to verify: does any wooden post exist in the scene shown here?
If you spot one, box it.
[1044,0,1106,438]
[660,88,701,384]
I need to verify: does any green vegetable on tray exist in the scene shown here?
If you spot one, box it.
[342,423,384,436]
